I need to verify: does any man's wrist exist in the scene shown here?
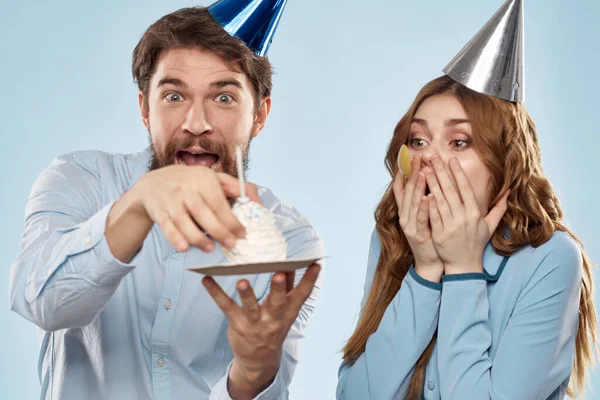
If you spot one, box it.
[105,187,153,263]
[227,354,281,400]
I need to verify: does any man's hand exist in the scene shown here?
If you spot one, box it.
[202,264,321,399]
[105,165,260,263]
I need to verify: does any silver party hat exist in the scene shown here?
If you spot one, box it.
[443,0,524,103]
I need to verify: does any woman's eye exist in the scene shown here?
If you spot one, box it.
[451,139,470,149]
[216,94,233,104]
[408,138,427,149]
[166,93,183,102]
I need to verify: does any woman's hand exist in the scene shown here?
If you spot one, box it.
[393,155,444,282]
[425,157,509,274]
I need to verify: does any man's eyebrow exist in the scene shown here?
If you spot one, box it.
[210,79,243,89]
[156,77,187,88]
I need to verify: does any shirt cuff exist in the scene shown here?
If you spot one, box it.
[210,361,286,400]
[408,265,443,291]
[442,272,487,283]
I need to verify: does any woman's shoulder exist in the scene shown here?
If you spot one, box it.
[509,230,583,289]
[519,231,581,266]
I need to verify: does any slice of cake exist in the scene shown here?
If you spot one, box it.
[223,200,287,264]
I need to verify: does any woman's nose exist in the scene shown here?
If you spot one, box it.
[419,146,440,165]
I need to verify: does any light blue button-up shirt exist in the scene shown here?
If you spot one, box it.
[9,148,324,400]
[337,229,582,400]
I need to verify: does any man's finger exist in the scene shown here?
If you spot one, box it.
[285,271,295,292]
[266,272,287,315]
[202,277,240,319]
[289,264,321,313]
[236,279,261,322]
[185,197,237,249]
[169,204,215,252]
[217,173,262,205]
[200,177,247,239]
[153,210,190,253]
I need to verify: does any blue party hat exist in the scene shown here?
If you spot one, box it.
[208,0,289,57]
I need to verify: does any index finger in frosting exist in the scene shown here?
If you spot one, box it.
[217,173,263,204]
[244,182,262,205]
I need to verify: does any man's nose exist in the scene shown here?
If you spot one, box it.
[181,102,213,136]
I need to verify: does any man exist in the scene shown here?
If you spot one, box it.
[9,3,324,399]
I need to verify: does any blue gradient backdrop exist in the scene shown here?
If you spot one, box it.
[1,1,598,398]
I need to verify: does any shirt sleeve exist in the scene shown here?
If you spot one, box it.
[336,230,442,400]
[8,153,137,332]
[436,233,582,399]
[209,229,325,400]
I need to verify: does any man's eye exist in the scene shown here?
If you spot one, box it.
[216,94,233,104]
[166,93,184,102]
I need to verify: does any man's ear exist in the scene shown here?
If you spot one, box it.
[138,91,149,129]
[251,97,272,138]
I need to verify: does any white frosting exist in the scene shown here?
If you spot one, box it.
[223,200,287,264]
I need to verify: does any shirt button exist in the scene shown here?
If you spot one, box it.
[427,381,435,390]
[164,300,172,310]
[83,235,92,245]
[156,358,166,367]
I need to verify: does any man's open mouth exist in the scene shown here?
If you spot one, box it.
[176,150,220,170]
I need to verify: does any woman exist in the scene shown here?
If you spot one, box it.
[336,76,598,400]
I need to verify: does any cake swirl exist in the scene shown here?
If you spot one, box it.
[223,200,287,264]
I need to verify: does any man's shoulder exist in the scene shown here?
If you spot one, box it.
[52,148,144,174]
[46,148,150,190]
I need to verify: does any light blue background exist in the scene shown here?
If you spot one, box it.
[1,0,598,398]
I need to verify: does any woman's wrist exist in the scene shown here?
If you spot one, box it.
[414,263,444,283]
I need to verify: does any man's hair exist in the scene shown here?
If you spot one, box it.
[132,7,273,111]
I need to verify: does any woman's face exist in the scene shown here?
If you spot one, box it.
[408,94,492,215]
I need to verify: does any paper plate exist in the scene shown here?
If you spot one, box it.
[187,256,324,276]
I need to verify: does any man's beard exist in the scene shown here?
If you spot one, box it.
[148,133,251,180]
